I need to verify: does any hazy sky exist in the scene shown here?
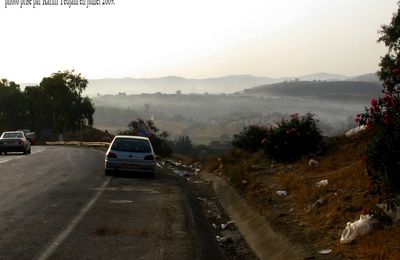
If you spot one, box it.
[0,0,397,82]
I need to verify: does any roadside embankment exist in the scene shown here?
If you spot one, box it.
[201,172,309,260]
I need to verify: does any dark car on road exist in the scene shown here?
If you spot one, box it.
[105,135,156,177]
[0,131,31,155]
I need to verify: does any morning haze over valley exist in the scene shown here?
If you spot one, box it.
[78,71,380,144]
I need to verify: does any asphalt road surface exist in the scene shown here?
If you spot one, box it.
[0,146,225,260]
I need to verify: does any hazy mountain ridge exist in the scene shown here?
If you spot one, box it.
[83,72,380,96]
[241,80,382,102]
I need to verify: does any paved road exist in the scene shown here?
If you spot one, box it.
[0,146,224,260]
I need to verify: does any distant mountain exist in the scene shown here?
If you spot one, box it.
[86,75,277,96]
[85,72,372,96]
[19,72,380,96]
[348,73,380,83]
[296,72,349,81]
[241,80,382,103]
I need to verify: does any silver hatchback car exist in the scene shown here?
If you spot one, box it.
[105,136,156,177]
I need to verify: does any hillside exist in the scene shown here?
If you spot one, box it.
[203,131,400,259]
[241,80,382,102]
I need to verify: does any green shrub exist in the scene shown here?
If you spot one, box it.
[262,113,322,162]
[232,113,323,162]
[232,125,267,152]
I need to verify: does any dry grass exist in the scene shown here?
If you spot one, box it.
[206,130,400,259]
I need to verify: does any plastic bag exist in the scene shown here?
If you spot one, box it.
[340,214,373,244]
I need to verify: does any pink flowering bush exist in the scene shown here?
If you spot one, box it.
[262,113,322,162]
[357,4,400,195]
[232,113,322,162]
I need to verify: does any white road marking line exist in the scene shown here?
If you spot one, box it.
[31,147,46,155]
[0,159,11,164]
[0,156,22,164]
[35,177,111,260]
[0,147,46,164]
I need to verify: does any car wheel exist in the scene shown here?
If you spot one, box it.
[28,148,31,154]
[105,170,112,176]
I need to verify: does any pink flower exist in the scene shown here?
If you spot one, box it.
[370,99,378,108]
[369,107,374,114]
[383,95,396,108]
[367,120,373,129]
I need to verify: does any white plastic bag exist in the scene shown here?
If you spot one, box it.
[340,214,373,244]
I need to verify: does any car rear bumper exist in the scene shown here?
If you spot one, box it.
[105,160,156,173]
[0,145,26,152]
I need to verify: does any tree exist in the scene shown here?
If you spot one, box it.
[0,79,26,131]
[174,135,196,156]
[120,118,172,157]
[38,70,94,133]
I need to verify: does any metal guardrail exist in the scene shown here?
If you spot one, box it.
[45,141,110,148]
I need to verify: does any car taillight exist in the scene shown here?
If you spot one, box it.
[144,155,154,160]
[107,152,117,158]
[18,140,24,145]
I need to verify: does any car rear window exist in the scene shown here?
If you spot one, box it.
[112,138,152,153]
[2,133,23,138]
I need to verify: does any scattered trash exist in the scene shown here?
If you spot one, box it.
[308,159,319,168]
[316,179,329,187]
[220,220,235,230]
[318,249,332,255]
[276,190,288,196]
[345,125,367,137]
[212,223,217,230]
[108,200,134,204]
[289,208,294,213]
[242,180,248,185]
[312,198,324,207]
[340,214,373,244]
[216,214,222,220]
[216,235,232,243]
[307,199,324,212]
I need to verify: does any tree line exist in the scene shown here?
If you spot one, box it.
[0,70,95,139]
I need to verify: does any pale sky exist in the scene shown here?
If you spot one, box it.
[0,0,397,82]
